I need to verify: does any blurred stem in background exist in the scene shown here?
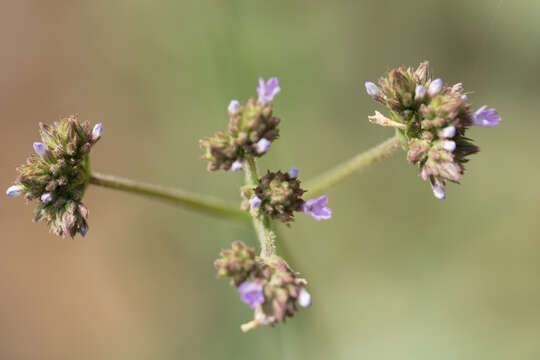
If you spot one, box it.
[244,157,276,257]
[305,136,400,197]
[90,172,250,221]
[89,136,400,233]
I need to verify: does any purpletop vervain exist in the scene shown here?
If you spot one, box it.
[257,77,281,105]
[303,195,332,221]
[472,106,501,127]
[238,281,265,309]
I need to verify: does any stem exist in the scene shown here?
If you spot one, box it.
[305,136,401,198]
[244,158,276,258]
[90,172,249,222]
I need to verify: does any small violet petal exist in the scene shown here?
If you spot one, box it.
[472,105,501,127]
[303,195,332,221]
[256,77,281,105]
[238,281,265,309]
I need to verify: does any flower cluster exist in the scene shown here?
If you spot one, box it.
[365,61,501,199]
[214,241,311,332]
[6,115,102,237]
[241,168,332,224]
[200,78,281,171]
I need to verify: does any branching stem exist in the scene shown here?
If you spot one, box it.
[244,158,276,257]
[90,172,249,222]
[305,136,401,197]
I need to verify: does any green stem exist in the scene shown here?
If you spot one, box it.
[244,158,276,258]
[89,172,250,222]
[305,136,401,198]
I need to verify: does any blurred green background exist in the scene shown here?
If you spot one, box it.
[1,0,539,359]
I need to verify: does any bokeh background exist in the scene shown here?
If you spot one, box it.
[1,1,539,359]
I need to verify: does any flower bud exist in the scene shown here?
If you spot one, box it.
[33,142,46,156]
[6,185,24,197]
[228,100,240,114]
[427,78,443,97]
[365,81,379,96]
[92,123,103,141]
[414,84,426,101]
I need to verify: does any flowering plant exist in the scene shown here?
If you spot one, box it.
[6,62,499,331]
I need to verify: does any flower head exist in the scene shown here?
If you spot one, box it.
[252,170,306,224]
[472,105,501,127]
[8,115,101,237]
[365,61,500,199]
[238,281,265,309]
[215,242,310,331]
[303,195,332,221]
[257,77,280,105]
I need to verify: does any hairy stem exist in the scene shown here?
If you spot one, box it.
[90,172,249,221]
[244,158,276,258]
[305,136,401,197]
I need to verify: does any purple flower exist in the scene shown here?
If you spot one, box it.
[238,281,265,309]
[303,195,332,221]
[472,105,501,127]
[92,123,103,140]
[33,142,46,156]
[414,84,426,101]
[231,160,243,172]
[6,185,23,197]
[255,138,271,154]
[40,193,53,203]
[428,78,443,97]
[257,77,280,105]
[288,167,298,178]
[298,288,311,308]
[249,196,262,209]
[228,100,240,114]
[365,82,379,96]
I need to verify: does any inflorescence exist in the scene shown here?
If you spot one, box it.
[365,61,501,199]
[215,241,311,332]
[5,63,500,333]
[6,115,102,237]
